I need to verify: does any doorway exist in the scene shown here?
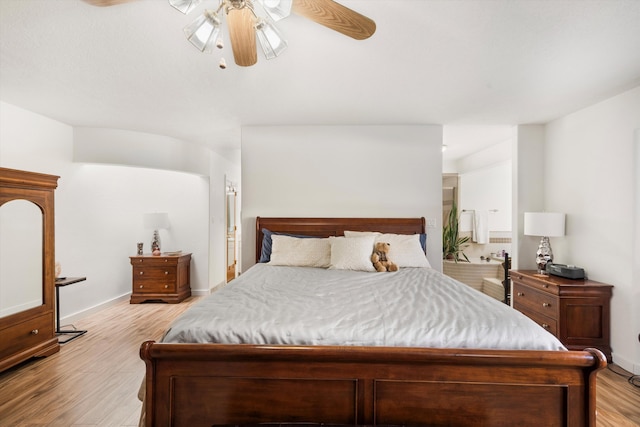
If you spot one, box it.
[226,181,237,283]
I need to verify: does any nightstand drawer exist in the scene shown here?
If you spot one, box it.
[516,305,557,336]
[133,279,176,293]
[512,282,558,320]
[133,266,176,282]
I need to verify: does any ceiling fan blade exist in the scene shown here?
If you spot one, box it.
[226,7,258,67]
[292,0,376,40]
[81,0,137,6]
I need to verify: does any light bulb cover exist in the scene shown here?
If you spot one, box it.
[169,0,202,15]
[183,10,222,53]
[256,0,292,21]
[255,17,288,59]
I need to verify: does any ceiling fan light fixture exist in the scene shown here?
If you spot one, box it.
[169,0,202,15]
[257,0,292,22]
[255,17,287,59]
[183,9,222,53]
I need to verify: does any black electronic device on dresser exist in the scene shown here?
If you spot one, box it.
[511,270,613,361]
[546,263,585,279]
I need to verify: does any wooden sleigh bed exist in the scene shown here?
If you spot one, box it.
[140,217,606,427]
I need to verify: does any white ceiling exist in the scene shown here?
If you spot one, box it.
[1,0,639,161]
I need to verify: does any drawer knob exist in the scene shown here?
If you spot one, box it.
[542,302,551,307]
[542,323,550,329]
[517,292,524,297]
[164,285,168,289]
[139,271,144,275]
[543,284,549,288]
[139,285,143,289]
[165,271,168,275]
[31,329,39,335]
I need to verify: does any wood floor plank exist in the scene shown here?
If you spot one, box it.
[0,295,638,426]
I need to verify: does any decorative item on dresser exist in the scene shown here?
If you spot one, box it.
[0,168,60,372]
[129,253,191,303]
[511,270,613,361]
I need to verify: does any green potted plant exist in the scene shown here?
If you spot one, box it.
[443,201,470,262]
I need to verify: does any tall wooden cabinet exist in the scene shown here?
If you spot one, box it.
[0,168,60,372]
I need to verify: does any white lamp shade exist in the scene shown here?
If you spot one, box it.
[144,212,170,230]
[524,212,565,237]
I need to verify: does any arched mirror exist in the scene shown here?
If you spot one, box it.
[0,199,43,317]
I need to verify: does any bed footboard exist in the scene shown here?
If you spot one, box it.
[140,342,605,427]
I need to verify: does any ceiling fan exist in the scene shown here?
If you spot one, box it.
[82,0,376,67]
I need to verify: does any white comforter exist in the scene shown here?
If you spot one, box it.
[162,264,566,351]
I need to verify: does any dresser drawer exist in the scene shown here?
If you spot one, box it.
[511,273,557,294]
[0,314,54,360]
[515,305,557,336]
[512,282,558,320]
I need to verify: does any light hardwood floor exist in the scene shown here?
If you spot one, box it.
[1,296,638,426]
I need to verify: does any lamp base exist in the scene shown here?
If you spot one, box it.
[151,229,161,252]
[535,236,553,274]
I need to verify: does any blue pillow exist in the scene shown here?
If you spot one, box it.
[419,233,427,253]
[259,228,317,263]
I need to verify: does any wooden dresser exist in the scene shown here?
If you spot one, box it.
[0,168,60,372]
[511,270,612,360]
[129,253,191,304]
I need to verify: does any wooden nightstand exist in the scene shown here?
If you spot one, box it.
[129,253,191,304]
[511,270,612,360]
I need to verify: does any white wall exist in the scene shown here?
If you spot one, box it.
[458,161,512,232]
[0,101,237,324]
[241,125,443,271]
[544,86,640,374]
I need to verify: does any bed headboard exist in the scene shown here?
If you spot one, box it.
[255,217,426,263]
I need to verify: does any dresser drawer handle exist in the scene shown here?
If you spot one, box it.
[542,323,550,329]
[165,271,168,275]
[139,271,144,275]
[31,329,39,335]
[543,284,549,288]
[164,285,169,289]
[542,302,551,308]
[517,292,524,297]
[139,285,143,289]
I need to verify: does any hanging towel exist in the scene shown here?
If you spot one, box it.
[472,210,489,244]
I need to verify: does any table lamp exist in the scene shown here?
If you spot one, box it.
[143,212,170,255]
[524,212,565,275]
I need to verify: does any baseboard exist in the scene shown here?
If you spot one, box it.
[209,281,227,293]
[60,292,131,326]
[612,352,640,375]
[192,288,212,296]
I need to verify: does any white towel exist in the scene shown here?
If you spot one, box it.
[472,210,489,244]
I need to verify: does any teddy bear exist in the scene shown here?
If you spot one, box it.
[371,242,398,272]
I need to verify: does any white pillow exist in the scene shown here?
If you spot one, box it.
[268,234,331,268]
[343,230,381,238]
[344,231,431,268]
[329,236,376,271]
